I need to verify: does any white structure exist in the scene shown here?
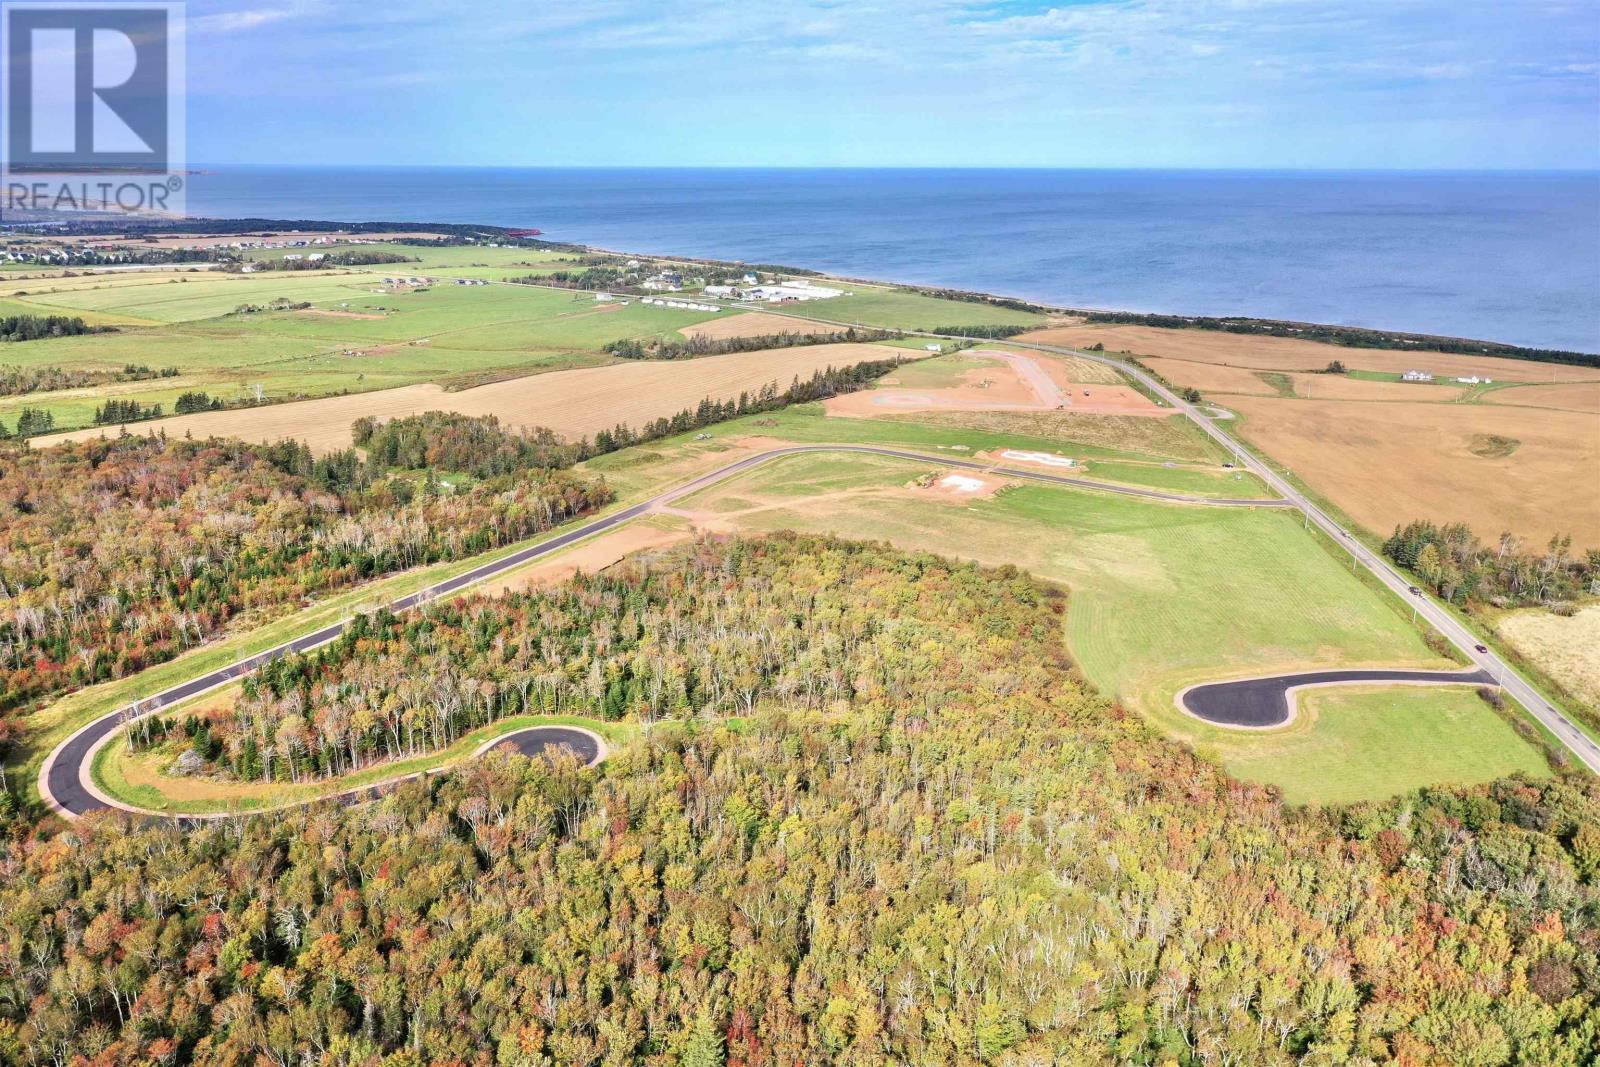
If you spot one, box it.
[1455,375,1491,385]
[924,343,943,352]
[1401,369,1434,382]
[704,285,737,298]
[743,280,844,303]
[1000,450,1075,469]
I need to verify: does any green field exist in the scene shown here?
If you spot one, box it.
[1221,686,1550,805]
[0,275,727,431]
[795,284,1046,331]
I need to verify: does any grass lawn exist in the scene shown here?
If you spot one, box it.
[1221,686,1550,805]
[96,713,630,815]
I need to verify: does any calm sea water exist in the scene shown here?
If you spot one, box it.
[187,168,1600,352]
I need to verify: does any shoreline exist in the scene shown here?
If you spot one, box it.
[4,213,1597,359]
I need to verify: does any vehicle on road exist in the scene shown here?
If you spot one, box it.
[1474,644,1489,653]
[1408,586,1422,595]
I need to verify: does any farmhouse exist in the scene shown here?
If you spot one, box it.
[1401,369,1435,382]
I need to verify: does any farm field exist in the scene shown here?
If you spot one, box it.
[1019,322,1600,382]
[1001,321,1599,551]
[787,283,1047,331]
[679,311,850,340]
[0,276,728,432]
[1218,686,1549,806]
[1227,395,1600,549]
[1495,605,1600,710]
[32,342,905,453]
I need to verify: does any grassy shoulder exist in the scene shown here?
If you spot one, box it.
[94,713,630,815]
[1218,685,1551,806]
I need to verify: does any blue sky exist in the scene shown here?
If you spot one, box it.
[186,0,1600,168]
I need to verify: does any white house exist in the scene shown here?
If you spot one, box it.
[1455,375,1491,385]
[1401,369,1434,382]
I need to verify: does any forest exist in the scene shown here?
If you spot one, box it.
[0,314,110,343]
[1384,520,1597,609]
[353,412,573,477]
[0,434,611,721]
[1,535,1595,1064]
[0,363,176,397]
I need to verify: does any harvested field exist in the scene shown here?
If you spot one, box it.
[1486,382,1600,414]
[1496,605,1600,708]
[1282,373,1467,402]
[34,342,899,455]
[1142,358,1278,396]
[1018,324,1600,383]
[474,524,689,598]
[680,311,846,341]
[1026,349,1126,387]
[1228,396,1600,548]
[297,307,386,320]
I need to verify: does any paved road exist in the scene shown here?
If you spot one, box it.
[1180,668,1496,728]
[41,443,1281,819]
[486,725,604,767]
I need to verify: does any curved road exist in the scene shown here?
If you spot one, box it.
[41,444,1282,819]
[1180,668,1496,728]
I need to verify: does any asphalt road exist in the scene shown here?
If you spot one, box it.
[1181,668,1496,728]
[487,726,604,767]
[41,443,1280,819]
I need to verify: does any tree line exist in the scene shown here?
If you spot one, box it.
[1383,520,1596,609]
[2,534,1594,1063]
[0,362,175,397]
[604,327,899,360]
[0,313,111,343]
[929,324,1030,339]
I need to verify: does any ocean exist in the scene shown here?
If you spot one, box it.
[185,167,1600,352]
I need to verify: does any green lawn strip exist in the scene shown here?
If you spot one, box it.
[1220,685,1550,806]
[94,714,631,815]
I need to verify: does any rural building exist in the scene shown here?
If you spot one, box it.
[1401,369,1435,382]
[743,280,845,303]
[1455,375,1492,384]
